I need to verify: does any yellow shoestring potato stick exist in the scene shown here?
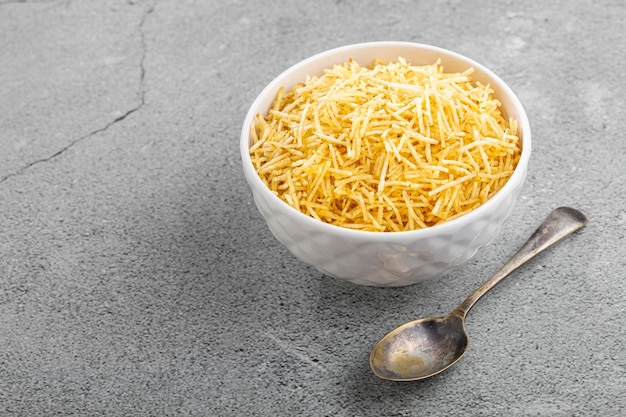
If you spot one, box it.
[250,58,521,232]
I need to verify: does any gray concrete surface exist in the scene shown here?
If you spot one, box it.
[1,0,625,415]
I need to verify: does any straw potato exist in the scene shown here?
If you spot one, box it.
[250,58,521,232]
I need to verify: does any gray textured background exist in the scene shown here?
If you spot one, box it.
[1,0,625,416]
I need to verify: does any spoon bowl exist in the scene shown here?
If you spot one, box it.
[370,313,468,381]
[370,207,588,381]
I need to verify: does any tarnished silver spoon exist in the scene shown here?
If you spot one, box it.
[370,207,588,381]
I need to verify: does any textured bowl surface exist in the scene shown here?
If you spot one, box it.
[241,41,531,287]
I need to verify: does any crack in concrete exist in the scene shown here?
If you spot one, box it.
[0,2,156,186]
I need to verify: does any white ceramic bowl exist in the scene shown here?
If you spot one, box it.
[240,41,531,287]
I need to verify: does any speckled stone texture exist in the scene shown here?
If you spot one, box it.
[1,0,625,416]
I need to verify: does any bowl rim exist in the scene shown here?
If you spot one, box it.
[240,41,531,241]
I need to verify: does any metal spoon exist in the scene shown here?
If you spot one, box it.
[370,207,588,381]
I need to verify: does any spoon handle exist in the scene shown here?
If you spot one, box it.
[454,207,588,318]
